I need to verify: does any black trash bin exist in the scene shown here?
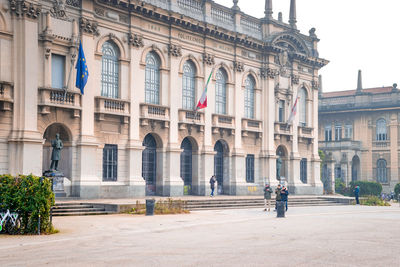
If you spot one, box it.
[276,201,285,218]
[146,199,155,216]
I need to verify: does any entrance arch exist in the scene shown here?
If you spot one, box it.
[180,137,193,195]
[142,134,158,196]
[214,140,229,195]
[352,155,360,182]
[42,123,72,178]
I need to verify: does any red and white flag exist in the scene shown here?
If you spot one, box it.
[287,93,299,125]
[196,67,214,110]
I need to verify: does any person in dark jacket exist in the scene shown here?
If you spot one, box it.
[209,175,216,197]
[274,184,282,211]
[354,185,360,204]
[263,183,273,211]
[281,186,289,211]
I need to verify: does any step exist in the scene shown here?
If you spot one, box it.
[53,205,95,210]
[52,211,112,216]
[52,208,106,213]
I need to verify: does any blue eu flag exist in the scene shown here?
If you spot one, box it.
[75,41,89,94]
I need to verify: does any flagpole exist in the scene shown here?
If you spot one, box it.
[193,66,215,123]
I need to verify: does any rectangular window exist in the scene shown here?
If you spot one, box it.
[246,154,255,183]
[300,158,307,183]
[335,124,342,141]
[103,144,118,181]
[278,100,285,123]
[325,126,332,141]
[51,54,65,89]
[344,124,353,139]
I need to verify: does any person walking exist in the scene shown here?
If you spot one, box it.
[274,184,282,211]
[263,183,273,211]
[210,175,217,197]
[354,185,360,204]
[281,186,289,211]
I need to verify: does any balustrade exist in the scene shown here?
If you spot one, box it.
[38,87,81,116]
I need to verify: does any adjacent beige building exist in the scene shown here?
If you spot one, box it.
[0,0,327,198]
[319,71,400,193]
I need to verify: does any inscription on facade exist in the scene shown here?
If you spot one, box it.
[177,32,203,45]
[213,43,233,53]
[147,23,161,32]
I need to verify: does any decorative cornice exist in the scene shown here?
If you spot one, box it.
[80,18,99,36]
[203,53,215,66]
[8,0,42,19]
[168,44,182,57]
[260,67,279,79]
[233,61,244,72]
[128,33,144,48]
[291,74,299,85]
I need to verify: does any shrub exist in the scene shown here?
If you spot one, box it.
[360,196,391,206]
[349,181,382,197]
[394,183,400,200]
[0,174,55,234]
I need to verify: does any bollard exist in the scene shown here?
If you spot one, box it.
[146,199,155,216]
[276,201,285,218]
[38,214,41,235]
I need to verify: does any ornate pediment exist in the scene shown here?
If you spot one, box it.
[272,33,309,55]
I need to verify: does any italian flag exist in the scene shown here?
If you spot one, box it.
[287,93,299,125]
[196,67,214,110]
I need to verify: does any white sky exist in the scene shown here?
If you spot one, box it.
[214,0,400,92]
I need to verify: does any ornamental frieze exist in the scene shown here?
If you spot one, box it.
[66,0,80,7]
[291,75,300,85]
[168,44,182,57]
[8,0,42,19]
[203,53,215,66]
[50,0,67,19]
[80,18,99,36]
[233,61,244,72]
[128,33,144,48]
[260,68,279,79]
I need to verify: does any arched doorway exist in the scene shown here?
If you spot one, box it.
[42,123,72,178]
[352,156,360,182]
[142,134,157,196]
[180,138,193,195]
[214,140,229,195]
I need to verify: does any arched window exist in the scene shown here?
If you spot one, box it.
[101,41,119,98]
[377,159,387,183]
[376,119,387,141]
[244,75,255,119]
[215,68,227,115]
[145,52,160,104]
[182,61,196,109]
[299,88,307,126]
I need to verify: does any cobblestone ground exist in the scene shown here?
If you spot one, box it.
[1,205,399,267]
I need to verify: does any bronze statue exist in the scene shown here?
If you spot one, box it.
[50,133,63,171]
[276,151,282,180]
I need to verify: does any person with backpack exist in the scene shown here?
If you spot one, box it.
[281,186,289,211]
[354,185,360,204]
[209,175,217,197]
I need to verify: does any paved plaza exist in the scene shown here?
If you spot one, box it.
[1,205,399,266]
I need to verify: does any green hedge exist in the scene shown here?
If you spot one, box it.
[394,183,400,200]
[349,181,382,197]
[0,174,55,234]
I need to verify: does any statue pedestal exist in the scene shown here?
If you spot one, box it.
[43,170,67,197]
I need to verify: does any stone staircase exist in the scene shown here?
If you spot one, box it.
[184,196,351,211]
[52,203,114,216]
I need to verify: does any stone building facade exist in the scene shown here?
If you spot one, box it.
[0,0,327,198]
[319,71,400,193]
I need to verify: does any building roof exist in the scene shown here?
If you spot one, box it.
[322,86,393,98]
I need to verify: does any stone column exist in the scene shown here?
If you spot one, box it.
[8,2,44,176]
[389,113,399,190]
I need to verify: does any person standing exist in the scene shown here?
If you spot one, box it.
[210,175,217,197]
[281,186,289,211]
[274,184,282,211]
[263,183,273,211]
[354,185,360,204]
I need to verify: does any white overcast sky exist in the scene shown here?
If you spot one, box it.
[214,0,400,92]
